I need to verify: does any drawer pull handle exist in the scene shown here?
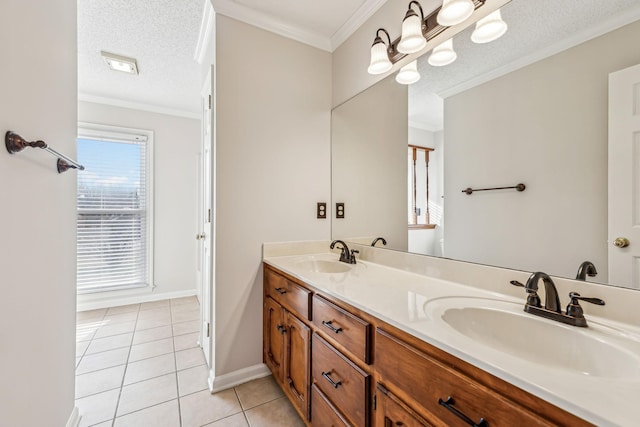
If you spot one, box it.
[438,397,488,427]
[321,320,343,334]
[274,287,287,294]
[321,371,342,388]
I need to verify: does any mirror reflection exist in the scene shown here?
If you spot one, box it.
[331,0,640,289]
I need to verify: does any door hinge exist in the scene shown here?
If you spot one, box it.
[206,322,210,338]
[373,394,377,410]
[208,94,212,109]
[208,208,212,223]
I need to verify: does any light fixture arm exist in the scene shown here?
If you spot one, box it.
[375,28,392,50]
[407,1,426,32]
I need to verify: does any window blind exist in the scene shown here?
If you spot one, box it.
[77,134,149,293]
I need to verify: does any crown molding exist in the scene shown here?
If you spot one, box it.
[439,3,640,99]
[78,93,201,119]
[194,0,215,64]
[330,0,388,51]
[211,0,331,51]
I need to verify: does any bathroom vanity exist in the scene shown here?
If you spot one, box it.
[263,242,640,427]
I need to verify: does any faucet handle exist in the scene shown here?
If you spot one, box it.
[510,280,541,307]
[566,292,605,318]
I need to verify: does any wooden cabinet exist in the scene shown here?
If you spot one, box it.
[263,263,592,427]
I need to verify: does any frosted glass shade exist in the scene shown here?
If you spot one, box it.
[396,61,420,85]
[368,41,392,75]
[437,0,475,26]
[428,39,457,67]
[398,13,427,54]
[471,9,508,43]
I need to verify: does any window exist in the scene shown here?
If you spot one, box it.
[76,126,153,293]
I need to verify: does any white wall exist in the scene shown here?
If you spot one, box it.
[445,19,640,279]
[0,0,77,425]
[213,15,331,376]
[77,102,201,307]
[332,76,408,251]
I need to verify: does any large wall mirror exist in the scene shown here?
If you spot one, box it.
[331,0,640,289]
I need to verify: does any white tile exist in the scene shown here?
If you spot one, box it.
[76,347,129,375]
[172,308,200,323]
[133,325,173,345]
[107,304,140,315]
[235,376,284,410]
[94,321,136,339]
[203,412,249,427]
[77,308,107,322]
[117,373,177,417]
[137,307,171,321]
[173,320,199,336]
[114,399,180,427]
[76,340,90,358]
[173,332,199,351]
[129,337,174,362]
[75,364,126,399]
[175,347,206,371]
[136,316,172,331]
[123,353,176,385]
[244,396,304,427]
[85,333,133,355]
[180,389,241,427]
[76,323,99,342]
[170,296,198,306]
[171,302,200,316]
[177,364,209,397]
[76,388,119,427]
[104,311,139,324]
[140,299,171,311]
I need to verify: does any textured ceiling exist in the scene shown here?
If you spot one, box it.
[409,0,640,131]
[78,0,204,115]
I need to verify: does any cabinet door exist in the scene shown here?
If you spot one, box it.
[376,383,432,427]
[264,297,285,383]
[284,311,311,419]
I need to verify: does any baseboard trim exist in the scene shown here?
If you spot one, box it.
[66,407,81,427]
[208,363,271,393]
[77,289,197,312]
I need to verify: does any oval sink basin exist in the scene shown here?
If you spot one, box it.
[427,298,640,379]
[295,259,352,274]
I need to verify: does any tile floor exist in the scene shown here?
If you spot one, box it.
[76,296,304,427]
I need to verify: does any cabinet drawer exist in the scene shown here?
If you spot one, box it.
[376,383,432,427]
[312,333,370,427]
[313,295,371,364]
[265,268,311,320]
[311,384,350,427]
[375,329,550,427]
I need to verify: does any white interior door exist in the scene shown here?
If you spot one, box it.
[198,66,214,365]
[608,63,640,289]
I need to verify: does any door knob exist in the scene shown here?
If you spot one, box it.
[196,233,206,240]
[613,237,630,248]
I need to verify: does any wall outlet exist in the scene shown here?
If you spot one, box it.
[317,202,327,219]
[336,202,345,219]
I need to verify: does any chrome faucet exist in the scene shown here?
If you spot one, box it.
[330,240,358,264]
[510,271,605,327]
[371,237,387,247]
[575,261,597,281]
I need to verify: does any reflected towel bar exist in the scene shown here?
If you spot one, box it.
[5,131,85,173]
[462,183,525,195]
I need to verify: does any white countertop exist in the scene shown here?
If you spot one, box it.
[263,252,640,427]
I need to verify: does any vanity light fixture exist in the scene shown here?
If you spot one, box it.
[367,29,394,75]
[398,1,428,54]
[101,51,139,75]
[471,9,508,43]
[437,0,476,27]
[396,60,421,85]
[428,39,457,66]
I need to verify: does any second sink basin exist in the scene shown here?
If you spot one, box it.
[426,298,640,379]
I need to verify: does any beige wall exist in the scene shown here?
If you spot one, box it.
[214,15,331,376]
[77,102,201,306]
[0,0,77,425]
[445,19,640,280]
